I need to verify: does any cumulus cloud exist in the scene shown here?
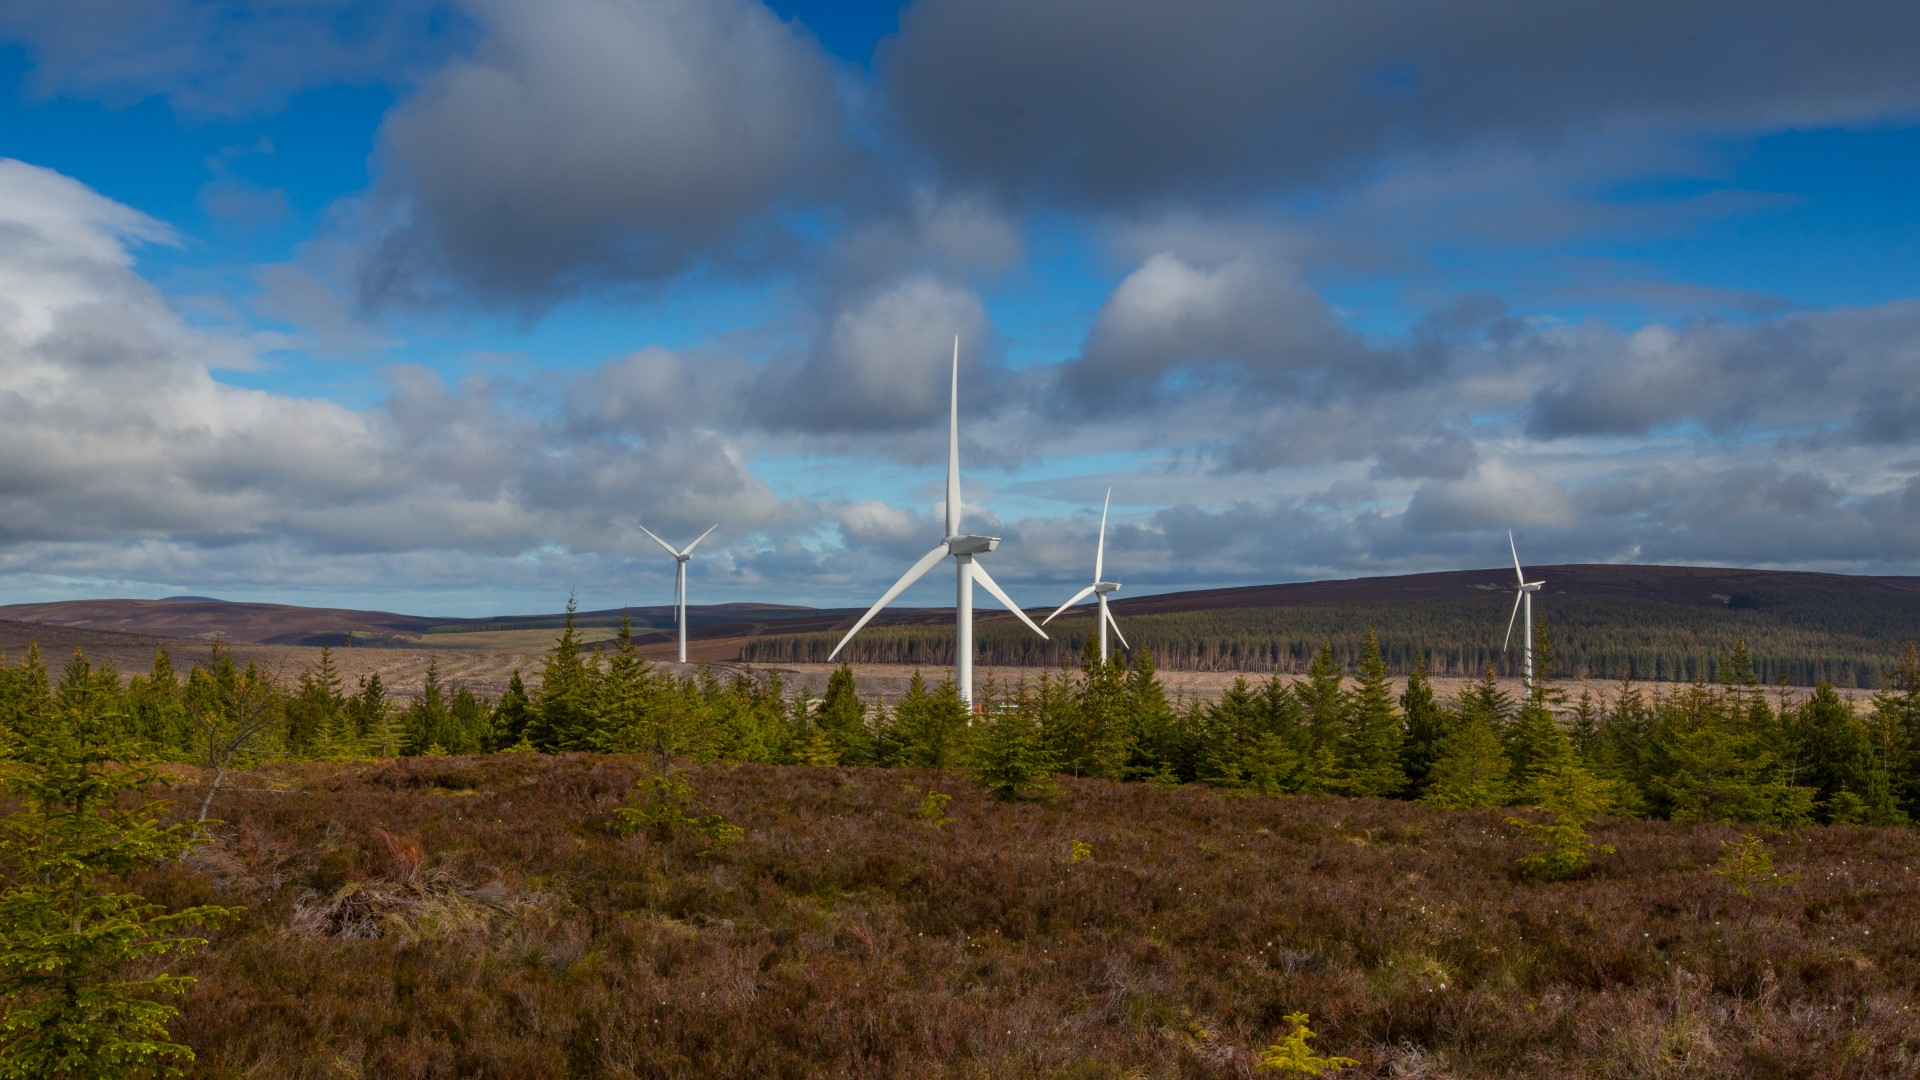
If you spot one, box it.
[359,0,847,307]
[751,274,994,434]
[0,159,798,604]
[1054,254,1408,411]
[883,0,1920,206]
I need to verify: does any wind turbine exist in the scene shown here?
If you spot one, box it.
[638,522,717,664]
[1042,488,1128,660]
[827,336,1048,706]
[1503,530,1545,692]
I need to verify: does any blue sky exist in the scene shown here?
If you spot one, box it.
[2,0,1918,617]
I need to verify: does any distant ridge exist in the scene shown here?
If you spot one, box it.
[160,595,228,602]
[5,564,1919,685]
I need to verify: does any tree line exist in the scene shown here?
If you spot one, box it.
[4,599,1918,828]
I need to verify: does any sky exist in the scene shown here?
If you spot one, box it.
[1,0,1919,618]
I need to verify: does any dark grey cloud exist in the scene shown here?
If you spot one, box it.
[359,0,848,308]
[883,0,1920,206]
[0,0,456,114]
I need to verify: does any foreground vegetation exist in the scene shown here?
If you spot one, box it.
[6,601,1920,1075]
[7,754,1919,1077]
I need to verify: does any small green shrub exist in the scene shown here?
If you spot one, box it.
[609,773,742,853]
[1257,1012,1358,1075]
[916,790,954,829]
[1712,834,1801,897]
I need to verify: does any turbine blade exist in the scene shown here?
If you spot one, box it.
[946,335,962,537]
[1042,583,1099,625]
[970,562,1048,639]
[1105,604,1129,650]
[1509,529,1525,585]
[1503,588,1523,650]
[827,544,949,660]
[1094,487,1110,583]
[637,523,680,558]
[680,524,718,557]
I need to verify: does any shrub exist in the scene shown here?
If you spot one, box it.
[609,772,742,853]
[1257,1012,1358,1075]
[1711,833,1801,898]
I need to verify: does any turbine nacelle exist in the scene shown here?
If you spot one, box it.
[1094,581,1120,595]
[945,534,999,556]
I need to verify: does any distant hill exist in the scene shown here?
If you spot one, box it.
[739,564,1920,689]
[0,596,920,651]
[6,564,1919,686]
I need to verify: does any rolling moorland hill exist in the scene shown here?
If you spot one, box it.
[6,563,1919,687]
[118,753,1920,1078]
[753,564,1920,687]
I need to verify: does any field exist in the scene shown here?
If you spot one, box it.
[135,754,1920,1078]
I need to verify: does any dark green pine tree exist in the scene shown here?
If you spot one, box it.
[1061,635,1129,779]
[1870,641,1920,820]
[1792,682,1904,824]
[0,651,234,1078]
[529,594,596,751]
[1662,699,1813,825]
[447,687,493,755]
[1194,677,1264,789]
[285,647,345,757]
[814,663,873,766]
[0,643,55,742]
[1121,648,1190,784]
[1398,653,1447,799]
[492,671,536,750]
[1293,643,1346,793]
[1335,629,1404,798]
[125,650,189,758]
[888,672,970,769]
[402,657,452,755]
[970,705,1057,801]
[1421,706,1511,810]
[591,615,658,754]
[1506,700,1577,807]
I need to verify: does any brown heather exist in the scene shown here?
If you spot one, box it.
[123,754,1920,1078]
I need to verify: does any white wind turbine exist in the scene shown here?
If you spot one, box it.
[1042,488,1128,660]
[1503,530,1546,692]
[827,336,1049,706]
[638,522,717,664]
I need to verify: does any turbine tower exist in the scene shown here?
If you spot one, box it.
[1503,530,1545,692]
[1042,488,1128,660]
[638,522,717,664]
[828,336,1048,706]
